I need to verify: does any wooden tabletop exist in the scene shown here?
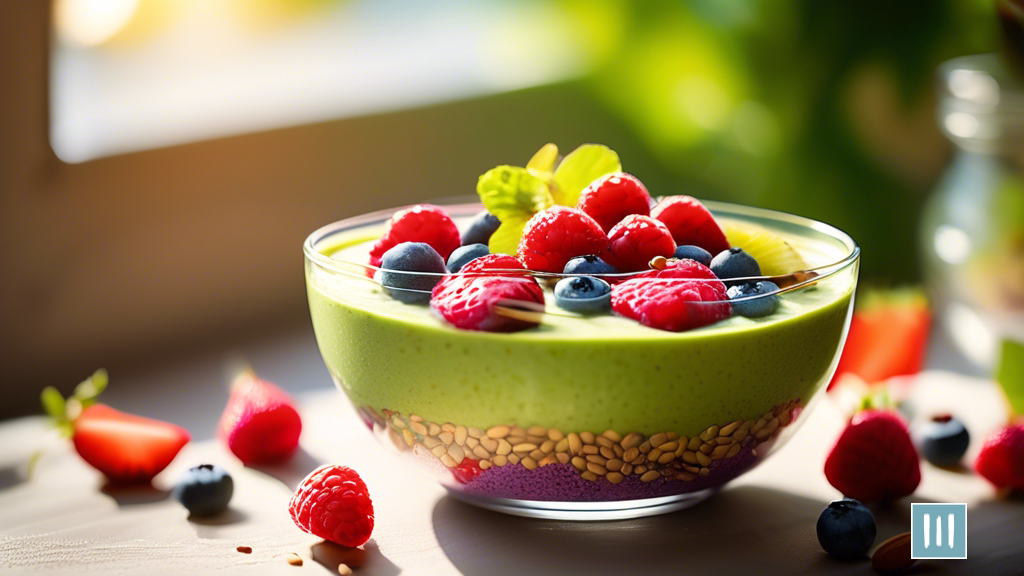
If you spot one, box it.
[1,327,1022,575]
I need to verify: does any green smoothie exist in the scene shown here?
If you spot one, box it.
[306,216,856,439]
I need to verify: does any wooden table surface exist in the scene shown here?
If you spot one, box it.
[1,326,1022,575]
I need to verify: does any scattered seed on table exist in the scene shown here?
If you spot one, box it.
[236,546,252,554]
[287,553,303,566]
[338,564,353,575]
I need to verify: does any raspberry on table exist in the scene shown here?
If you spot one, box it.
[289,465,374,548]
[611,259,731,331]
[651,196,730,256]
[516,206,608,273]
[576,172,652,232]
[431,275,545,332]
[369,204,461,267]
[603,214,677,272]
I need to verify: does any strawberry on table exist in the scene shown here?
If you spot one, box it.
[576,172,652,232]
[218,370,302,466]
[824,409,921,503]
[516,206,608,273]
[651,195,730,256]
[603,215,677,272]
[975,423,1024,491]
[368,204,461,268]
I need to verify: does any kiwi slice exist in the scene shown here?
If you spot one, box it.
[722,222,809,276]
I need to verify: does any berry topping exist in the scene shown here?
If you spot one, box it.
[73,403,190,484]
[710,247,761,282]
[816,498,877,560]
[459,254,528,276]
[431,275,545,332]
[516,206,608,273]
[611,259,731,332]
[576,172,652,232]
[603,215,677,272]
[218,371,302,466]
[975,423,1024,490]
[554,276,612,314]
[824,410,921,503]
[460,210,501,246]
[368,204,460,267]
[379,242,447,303]
[913,414,970,468]
[289,464,374,548]
[451,459,484,484]
[446,243,490,273]
[721,221,808,276]
[727,281,781,318]
[563,254,619,276]
[173,464,234,517]
[673,245,713,266]
[650,195,729,255]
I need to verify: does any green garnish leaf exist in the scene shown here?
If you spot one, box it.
[488,216,531,255]
[72,368,108,409]
[551,144,621,206]
[526,143,559,175]
[997,339,1024,417]
[41,387,65,420]
[477,166,554,222]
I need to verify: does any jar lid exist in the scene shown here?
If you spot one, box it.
[937,53,1024,148]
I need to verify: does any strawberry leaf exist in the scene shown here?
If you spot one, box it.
[551,144,621,206]
[997,339,1024,418]
[41,387,65,421]
[72,369,108,409]
[477,166,553,223]
[488,216,531,256]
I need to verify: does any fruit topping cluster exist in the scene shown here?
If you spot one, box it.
[368,143,811,333]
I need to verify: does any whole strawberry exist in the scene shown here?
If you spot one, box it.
[975,423,1024,491]
[824,410,921,503]
[218,371,302,465]
[290,464,374,547]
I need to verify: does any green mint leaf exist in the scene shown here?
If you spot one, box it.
[526,143,559,174]
[997,339,1024,417]
[551,144,621,206]
[477,166,554,222]
[72,368,108,408]
[41,387,66,421]
[488,216,531,256]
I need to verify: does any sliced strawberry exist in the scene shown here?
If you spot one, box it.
[828,289,930,390]
[824,410,920,503]
[218,372,302,465]
[72,403,190,484]
[651,196,730,255]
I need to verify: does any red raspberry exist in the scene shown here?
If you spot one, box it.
[651,196,730,256]
[431,275,544,332]
[369,205,460,267]
[516,206,608,273]
[611,259,730,331]
[975,424,1024,490]
[458,254,527,276]
[576,172,652,232]
[825,410,921,503]
[603,215,677,272]
[289,465,374,548]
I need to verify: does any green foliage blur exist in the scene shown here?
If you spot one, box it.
[557,0,997,282]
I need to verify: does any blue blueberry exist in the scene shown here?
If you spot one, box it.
[673,245,713,266]
[461,211,501,246]
[710,247,761,283]
[173,464,233,517]
[553,276,612,314]
[817,498,877,560]
[563,255,619,276]
[379,242,447,303]
[447,243,490,273]
[727,281,780,318]
[914,415,970,468]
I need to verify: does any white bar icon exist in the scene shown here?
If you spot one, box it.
[948,513,955,549]
[924,513,930,548]
[937,515,942,548]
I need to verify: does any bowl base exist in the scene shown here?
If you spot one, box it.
[445,487,719,521]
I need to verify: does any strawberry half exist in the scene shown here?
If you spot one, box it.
[218,372,302,465]
[73,403,190,484]
[828,288,930,390]
[824,410,921,503]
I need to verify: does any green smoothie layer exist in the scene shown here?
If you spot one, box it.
[307,218,855,436]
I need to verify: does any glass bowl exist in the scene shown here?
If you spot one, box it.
[304,200,860,520]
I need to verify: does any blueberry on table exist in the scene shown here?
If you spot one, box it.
[461,211,501,246]
[563,254,618,276]
[173,464,234,517]
[727,281,780,318]
[914,414,970,468]
[379,242,447,303]
[447,243,490,273]
[710,247,761,282]
[673,245,713,266]
[817,498,877,560]
[554,276,612,314]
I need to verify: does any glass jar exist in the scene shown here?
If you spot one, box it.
[922,54,1024,369]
